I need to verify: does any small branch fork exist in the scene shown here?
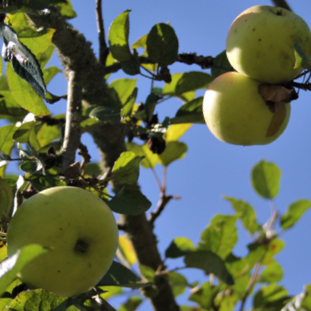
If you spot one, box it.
[148,167,180,225]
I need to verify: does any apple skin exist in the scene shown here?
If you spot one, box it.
[226,5,311,84]
[202,72,291,146]
[6,186,119,297]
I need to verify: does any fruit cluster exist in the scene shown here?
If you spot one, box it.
[203,5,311,146]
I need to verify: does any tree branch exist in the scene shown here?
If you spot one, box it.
[271,0,292,11]
[61,70,82,173]
[105,53,214,74]
[149,193,173,225]
[28,9,179,311]
[95,0,109,65]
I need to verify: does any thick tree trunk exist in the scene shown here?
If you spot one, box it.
[28,8,179,311]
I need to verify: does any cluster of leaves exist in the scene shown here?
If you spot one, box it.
[0,1,309,311]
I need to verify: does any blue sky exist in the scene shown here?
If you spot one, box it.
[4,0,311,309]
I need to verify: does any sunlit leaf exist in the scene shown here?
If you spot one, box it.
[224,197,261,235]
[280,199,311,230]
[8,288,67,311]
[0,244,50,296]
[199,214,238,259]
[112,151,142,184]
[165,124,192,142]
[189,282,225,310]
[118,235,137,266]
[251,160,281,199]
[253,284,289,310]
[7,63,50,116]
[108,10,132,62]
[165,237,195,259]
[259,260,283,283]
[158,141,187,166]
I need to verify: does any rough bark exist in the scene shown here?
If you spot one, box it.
[28,7,179,311]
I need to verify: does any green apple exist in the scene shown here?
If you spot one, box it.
[6,186,119,297]
[226,5,311,84]
[202,72,291,146]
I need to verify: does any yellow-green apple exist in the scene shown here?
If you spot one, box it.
[226,5,311,84]
[6,186,119,297]
[202,72,291,146]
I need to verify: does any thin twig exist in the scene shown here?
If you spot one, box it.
[271,0,292,11]
[149,192,174,225]
[239,263,262,311]
[61,70,82,173]
[95,0,109,65]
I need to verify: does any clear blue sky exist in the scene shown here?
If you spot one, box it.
[4,0,311,309]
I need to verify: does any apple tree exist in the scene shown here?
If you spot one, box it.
[0,0,310,311]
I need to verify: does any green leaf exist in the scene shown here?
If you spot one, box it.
[251,160,281,199]
[0,24,52,103]
[146,23,178,66]
[165,237,195,259]
[98,261,150,289]
[158,141,187,166]
[125,142,158,169]
[170,97,205,124]
[43,66,61,85]
[108,10,132,62]
[19,28,55,56]
[37,122,61,148]
[165,124,192,142]
[121,59,140,76]
[294,42,311,70]
[0,244,50,296]
[139,265,155,282]
[168,272,188,297]
[184,250,234,285]
[259,261,283,283]
[112,151,142,184]
[55,0,77,19]
[37,44,55,68]
[121,87,137,117]
[119,296,143,311]
[253,284,289,309]
[211,50,234,78]
[189,282,225,310]
[0,124,16,176]
[13,120,41,150]
[0,178,13,221]
[7,63,50,116]
[108,187,151,215]
[199,214,238,259]
[109,78,137,106]
[224,197,261,235]
[280,199,311,230]
[162,72,211,97]
[89,106,120,122]
[8,288,67,311]
[175,72,212,94]
[0,90,27,121]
